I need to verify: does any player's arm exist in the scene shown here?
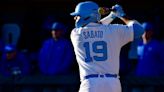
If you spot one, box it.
[99,12,116,25]
[120,15,144,39]
[112,4,144,39]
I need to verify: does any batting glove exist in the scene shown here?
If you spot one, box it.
[111,4,125,18]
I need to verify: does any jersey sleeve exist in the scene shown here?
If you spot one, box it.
[114,24,134,46]
[70,28,82,45]
[70,28,76,46]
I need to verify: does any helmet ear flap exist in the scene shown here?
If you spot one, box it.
[75,13,101,28]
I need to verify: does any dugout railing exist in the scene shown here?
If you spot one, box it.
[0,74,164,92]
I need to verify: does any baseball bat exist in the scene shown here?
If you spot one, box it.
[98,7,116,15]
[99,7,116,24]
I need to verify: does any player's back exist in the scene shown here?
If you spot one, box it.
[70,22,133,80]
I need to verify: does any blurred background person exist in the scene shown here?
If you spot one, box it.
[0,44,31,78]
[132,22,164,92]
[38,22,75,92]
[0,44,32,92]
[136,22,164,77]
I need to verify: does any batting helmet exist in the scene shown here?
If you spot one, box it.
[51,22,66,32]
[142,22,154,32]
[4,44,16,53]
[70,1,101,28]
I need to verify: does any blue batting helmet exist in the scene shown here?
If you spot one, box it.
[51,22,66,32]
[142,22,154,32]
[4,44,16,53]
[70,1,101,28]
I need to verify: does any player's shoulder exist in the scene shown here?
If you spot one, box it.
[106,23,126,30]
[71,27,82,34]
[86,22,102,27]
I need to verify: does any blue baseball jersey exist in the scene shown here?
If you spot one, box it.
[136,40,164,76]
[70,22,134,81]
[38,38,74,75]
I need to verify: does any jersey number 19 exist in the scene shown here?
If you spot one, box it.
[83,41,108,62]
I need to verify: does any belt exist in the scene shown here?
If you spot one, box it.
[85,74,117,79]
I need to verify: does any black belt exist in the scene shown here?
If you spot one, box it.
[85,74,117,79]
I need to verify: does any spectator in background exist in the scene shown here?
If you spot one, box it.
[0,44,31,77]
[38,22,75,75]
[133,22,164,92]
[0,44,32,92]
[38,22,75,92]
[136,22,164,77]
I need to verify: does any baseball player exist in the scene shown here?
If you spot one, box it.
[70,1,144,92]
